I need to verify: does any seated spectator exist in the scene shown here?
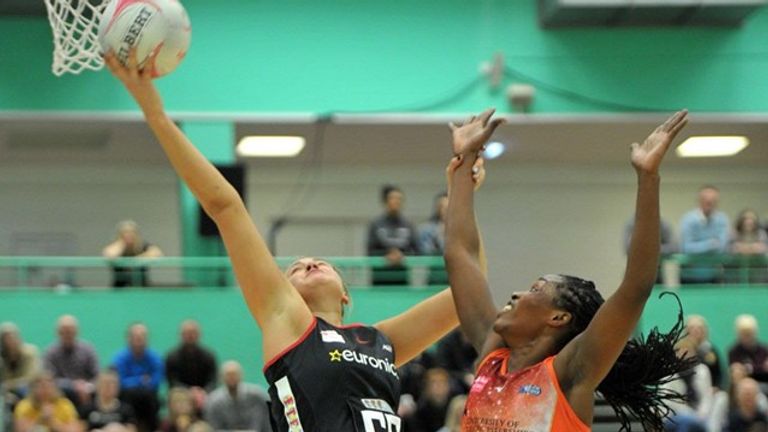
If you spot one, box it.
[709,363,768,431]
[436,395,466,432]
[662,338,712,432]
[436,329,477,393]
[419,192,449,285]
[79,371,136,432]
[728,314,768,386]
[165,320,217,398]
[1,322,41,401]
[731,209,768,255]
[726,378,768,432]
[161,387,211,432]
[44,315,99,409]
[13,372,80,432]
[203,361,270,432]
[405,368,456,432]
[686,314,723,389]
[112,323,162,432]
[366,184,420,286]
[680,185,730,283]
[624,217,677,255]
[102,220,163,288]
[397,351,437,419]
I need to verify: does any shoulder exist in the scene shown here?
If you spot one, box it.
[243,383,270,399]
[43,343,60,357]
[112,348,130,361]
[476,347,509,373]
[14,398,34,415]
[148,349,163,362]
[22,343,39,357]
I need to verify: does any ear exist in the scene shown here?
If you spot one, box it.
[548,311,572,328]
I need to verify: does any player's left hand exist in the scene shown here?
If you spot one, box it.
[631,110,688,175]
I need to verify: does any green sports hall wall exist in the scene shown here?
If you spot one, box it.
[1,0,768,113]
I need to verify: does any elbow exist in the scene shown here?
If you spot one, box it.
[202,189,243,220]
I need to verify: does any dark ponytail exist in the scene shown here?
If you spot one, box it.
[552,277,696,432]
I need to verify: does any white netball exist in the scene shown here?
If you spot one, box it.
[98,0,191,77]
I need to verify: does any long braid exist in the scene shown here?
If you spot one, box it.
[551,276,696,431]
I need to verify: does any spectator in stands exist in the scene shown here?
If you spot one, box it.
[13,371,80,432]
[44,315,99,409]
[102,220,163,288]
[203,360,270,432]
[687,314,724,389]
[436,395,466,432]
[419,192,449,285]
[161,387,211,432]
[165,320,217,399]
[112,323,162,432]
[366,184,420,285]
[1,322,40,401]
[728,314,768,386]
[79,370,136,432]
[436,329,477,393]
[731,209,768,255]
[624,217,677,255]
[680,185,730,283]
[405,367,456,432]
[662,338,712,432]
[726,378,768,432]
[709,363,768,432]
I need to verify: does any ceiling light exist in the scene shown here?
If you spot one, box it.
[676,136,749,158]
[236,136,306,157]
[482,142,506,160]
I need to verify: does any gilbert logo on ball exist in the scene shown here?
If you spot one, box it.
[98,0,191,77]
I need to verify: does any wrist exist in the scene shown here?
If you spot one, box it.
[636,171,660,181]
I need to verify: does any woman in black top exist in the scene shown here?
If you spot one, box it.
[104,50,488,431]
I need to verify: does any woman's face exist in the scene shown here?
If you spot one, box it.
[493,276,563,340]
[97,374,119,401]
[286,258,348,311]
[33,377,56,402]
[742,212,758,233]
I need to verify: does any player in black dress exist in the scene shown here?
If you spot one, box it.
[104,50,494,431]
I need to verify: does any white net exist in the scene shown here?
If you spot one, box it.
[43,0,110,76]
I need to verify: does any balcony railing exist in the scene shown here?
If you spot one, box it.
[0,256,449,291]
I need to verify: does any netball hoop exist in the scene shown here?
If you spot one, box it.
[43,0,109,76]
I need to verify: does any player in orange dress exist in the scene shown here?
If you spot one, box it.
[444,109,694,431]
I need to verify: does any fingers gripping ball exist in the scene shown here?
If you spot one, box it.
[98,0,191,77]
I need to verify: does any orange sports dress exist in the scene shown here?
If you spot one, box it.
[462,349,590,432]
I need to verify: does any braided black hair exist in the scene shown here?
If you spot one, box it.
[550,275,696,431]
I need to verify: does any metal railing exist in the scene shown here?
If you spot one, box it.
[0,255,449,291]
[660,253,768,287]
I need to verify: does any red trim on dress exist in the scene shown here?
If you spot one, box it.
[262,316,318,373]
[337,322,364,329]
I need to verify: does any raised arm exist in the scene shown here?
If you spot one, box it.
[443,109,504,352]
[104,52,312,360]
[555,110,689,389]
[375,158,488,367]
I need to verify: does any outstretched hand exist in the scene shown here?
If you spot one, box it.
[446,156,485,194]
[450,108,504,156]
[631,110,688,175]
[103,48,164,115]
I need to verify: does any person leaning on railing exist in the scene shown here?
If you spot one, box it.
[731,209,768,256]
[102,220,163,288]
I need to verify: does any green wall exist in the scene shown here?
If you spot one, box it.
[2,0,768,113]
[0,287,440,388]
